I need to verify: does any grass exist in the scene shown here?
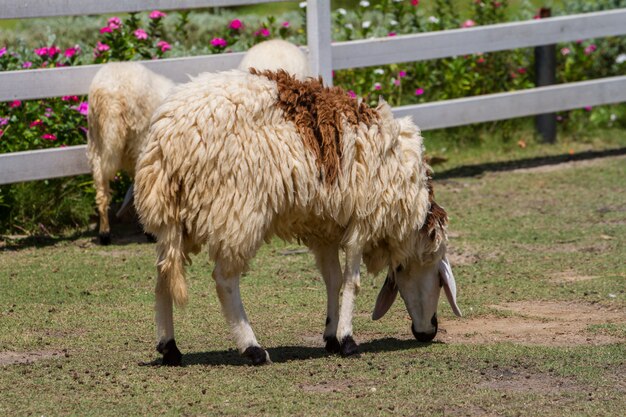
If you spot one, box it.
[1,140,625,416]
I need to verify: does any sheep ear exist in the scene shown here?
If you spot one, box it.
[116,183,135,218]
[372,271,399,320]
[439,257,462,317]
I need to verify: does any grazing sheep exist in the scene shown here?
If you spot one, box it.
[134,69,461,366]
[87,62,175,245]
[238,39,312,80]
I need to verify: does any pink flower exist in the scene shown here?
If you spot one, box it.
[47,46,61,57]
[282,21,290,28]
[134,29,148,40]
[0,129,3,137]
[411,0,419,5]
[96,42,110,52]
[211,38,228,48]
[584,44,597,55]
[157,40,171,52]
[388,32,397,37]
[42,133,57,141]
[398,70,407,78]
[62,95,79,102]
[256,28,270,37]
[556,115,563,122]
[107,16,121,29]
[477,57,485,64]
[229,19,243,30]
[0,47,6,57]
[30,119,43,128]
[9,100,21,108]
[22,61,32,69]
[415,88,424,96]
[35,47,48,56]
[76,102,89,116]
[149,10,167,19]
[461,19,476,28]
[393,79,401,86]
[100,26,112,34]
[64,47,79,58]
[584,106,592,112]
[494,1,502,7]
[347,90,357,98]
[561,47,571,56]
[374,82,382,90]
[0,117,8,126]
[517,67,527,74]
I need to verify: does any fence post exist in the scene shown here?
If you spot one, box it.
[306,0,333,86]
[534,7,557,143]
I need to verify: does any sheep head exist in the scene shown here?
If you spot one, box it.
[372,180,461,342]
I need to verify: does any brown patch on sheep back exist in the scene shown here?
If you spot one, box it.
[421,177,448,241]
[250,69,379,185]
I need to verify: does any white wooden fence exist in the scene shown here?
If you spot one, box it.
[1,1,625,185]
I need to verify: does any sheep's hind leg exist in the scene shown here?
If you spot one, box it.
[213,262,271,365]
[155,284,182,366]
[336,246,362,357]
[93,168,112,245]
[312,244,342,354]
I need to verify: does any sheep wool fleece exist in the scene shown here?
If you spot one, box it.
[135,69,436,306]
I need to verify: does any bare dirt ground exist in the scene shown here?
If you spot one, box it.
[439,301,626,347]
[0,350,65,366]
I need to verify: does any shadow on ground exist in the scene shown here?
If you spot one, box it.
[435,146,626,179]
[1,217,151,251]
[145,338,434,367]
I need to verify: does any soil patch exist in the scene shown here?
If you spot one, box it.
[439,301,626,346]
[447,245,481,266]
[299,379,372,394]
[0,350,64,366]
[476,368,581,394]
[550,270,598,284]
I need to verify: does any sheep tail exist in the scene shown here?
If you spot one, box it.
[156,225,189,307]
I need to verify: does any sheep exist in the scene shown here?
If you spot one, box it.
[238,39,312,80]
[87,62,175,245]
[134,69,461,366]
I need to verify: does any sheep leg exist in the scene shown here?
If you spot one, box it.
[155,283,182,366]
[336,247,362,357]
[154,239,186,366]
[312,244,342,353]
[93,168,112,245]
[213,262,271,366]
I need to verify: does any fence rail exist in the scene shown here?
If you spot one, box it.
[0,0,287,20]
[332,8,626,69]
[1,2,625,185]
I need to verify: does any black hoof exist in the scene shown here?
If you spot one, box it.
[243,346,271,366]
[98,232,111,245]
[145,233,157,243]
[339,335,359,357]
[324,336,341,354]
[157,339,182,366]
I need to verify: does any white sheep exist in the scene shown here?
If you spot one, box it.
[238,39,312,80]
[134,69,461,366]
[87,62,175,244]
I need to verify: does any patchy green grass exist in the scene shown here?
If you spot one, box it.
[1,152,625,416]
